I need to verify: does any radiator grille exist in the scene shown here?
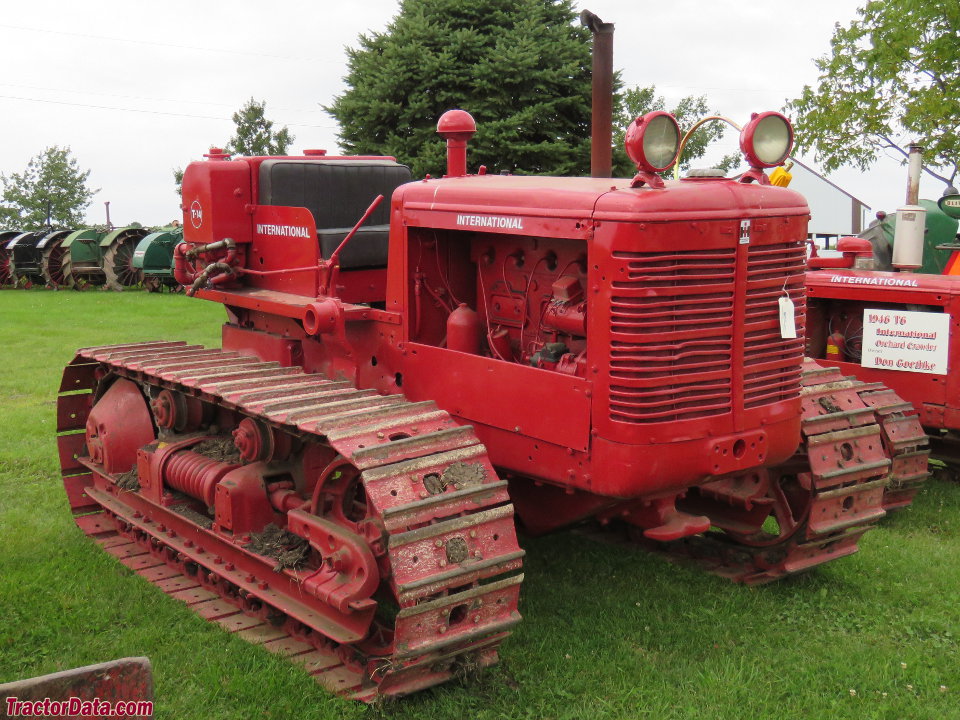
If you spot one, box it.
[742,242,806,409]
[608,249,736,423]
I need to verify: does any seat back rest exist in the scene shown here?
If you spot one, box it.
[259,160,412,267]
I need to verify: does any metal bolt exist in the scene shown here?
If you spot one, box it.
[469,530,477,538]
[435,539,444,547]
[438,626,447,634]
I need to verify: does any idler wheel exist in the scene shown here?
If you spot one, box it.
[723,469,812,547]
[232,417,293,462]
[151,389,206,432]
[233,417,272,462]
[310,457,376,536]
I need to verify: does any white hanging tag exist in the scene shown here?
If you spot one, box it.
[778,294,797,339]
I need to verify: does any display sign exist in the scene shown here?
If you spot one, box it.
[861,309,950,375]
[938,193,960,219]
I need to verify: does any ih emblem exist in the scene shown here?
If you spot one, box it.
[190,200,203,229]
[739,219,751,244]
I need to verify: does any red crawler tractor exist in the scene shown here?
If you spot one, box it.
[805,146,956,488]
[57,110,926,700]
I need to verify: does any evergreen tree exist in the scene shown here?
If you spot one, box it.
[226,98,294,156]
[326,0,593,178]
[0,146,97,229]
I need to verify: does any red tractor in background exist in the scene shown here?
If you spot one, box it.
[805,144,959,487]
[56,109,927,700]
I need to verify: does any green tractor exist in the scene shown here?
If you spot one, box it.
[132,226,183,292]
[61,227,149,290]
[862,198,960,273]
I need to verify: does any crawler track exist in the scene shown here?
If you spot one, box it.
[656,361,929,584]
[57,341,523,701]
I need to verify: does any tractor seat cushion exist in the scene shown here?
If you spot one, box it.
[317,225,390,269]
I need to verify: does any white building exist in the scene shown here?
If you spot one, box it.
[787,159,871,246]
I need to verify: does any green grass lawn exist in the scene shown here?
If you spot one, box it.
[0,288,958,719]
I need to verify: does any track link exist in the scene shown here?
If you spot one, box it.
[57,341,524,701]
[654,360,929,584]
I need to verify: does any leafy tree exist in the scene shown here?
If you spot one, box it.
[173,99,294,195]
[326,0,594,178]
[787,0,960,188]
[0,146,97,229]
[172,167,185,197]
[226,98,294,157]
[613,86,740,177]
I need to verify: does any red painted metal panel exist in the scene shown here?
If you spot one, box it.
[337,267,387,304]
[181,158,253,247]
[402,343,591,452]
[806,268,960,299]
[62,472,98,514]
[806,269,960,430]
[247,205,319,295]
[593,179,809,222]
[0,658,153,714]
[57,432,87,476]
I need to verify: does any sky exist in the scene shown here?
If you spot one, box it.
[0,0,940,228]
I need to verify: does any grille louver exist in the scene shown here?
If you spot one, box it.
[608,249,735,424]
[605,238,805,425]
[743,242,806,408]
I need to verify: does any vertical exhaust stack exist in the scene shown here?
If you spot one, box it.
[436,110,477,177]
[892,143,926,271]
[580,10,614,178]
